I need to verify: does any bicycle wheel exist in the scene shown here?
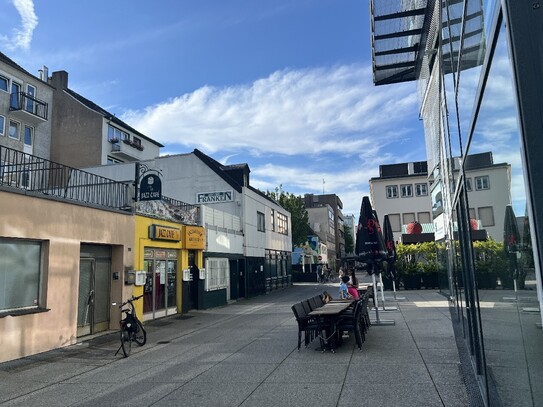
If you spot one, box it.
[134,320,147,346]
[120,327,132,357]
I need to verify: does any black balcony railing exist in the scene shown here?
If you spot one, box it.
[10,91,48,120]
[0,145,132,212]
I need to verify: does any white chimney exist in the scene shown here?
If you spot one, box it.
[39,65,49,81]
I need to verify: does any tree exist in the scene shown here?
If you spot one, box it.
[266,186,309,247]
[344,224,354,254]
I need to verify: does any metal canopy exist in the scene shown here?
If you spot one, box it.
[370,0,486,86]
[370,0,429,86]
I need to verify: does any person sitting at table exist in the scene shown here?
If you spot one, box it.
[339,275,352,299]
[347,269,359,299]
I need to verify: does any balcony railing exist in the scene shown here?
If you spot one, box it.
[0,145,132,212]
[9,92,48,121]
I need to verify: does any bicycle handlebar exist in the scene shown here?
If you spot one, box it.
[114,294,144,308]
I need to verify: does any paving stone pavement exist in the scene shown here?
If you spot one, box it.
[0,283,471,407]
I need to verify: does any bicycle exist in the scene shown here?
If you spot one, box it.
[113,294,146,357]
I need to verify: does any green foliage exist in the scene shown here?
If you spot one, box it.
[344,224,354,254]
[395,242,444,275]
[266,185,309,247]
[472,239,508,275]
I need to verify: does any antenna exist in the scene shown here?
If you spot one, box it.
[322,179,325,194]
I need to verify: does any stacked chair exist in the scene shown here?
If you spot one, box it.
[291,294,328,350]
[336,290,371,350]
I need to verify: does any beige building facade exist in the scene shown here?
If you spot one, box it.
[0,190,134,363]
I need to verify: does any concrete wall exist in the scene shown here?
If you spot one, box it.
[0,191,134,363]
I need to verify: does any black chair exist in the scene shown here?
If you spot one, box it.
[336,300,364,350]
[291,302,321,350]
[309,296,320,311]
[301,299,312,314]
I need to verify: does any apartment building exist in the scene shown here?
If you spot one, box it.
[370,153,510,243]
[303,193,345,269]
[48,70,163,168]
[0,52,53,160]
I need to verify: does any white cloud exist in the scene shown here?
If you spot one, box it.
[122,64,420,157]
[0,0,38,51]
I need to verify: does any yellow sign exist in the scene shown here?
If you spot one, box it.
[149,225,181,242]
[184,226,205,249]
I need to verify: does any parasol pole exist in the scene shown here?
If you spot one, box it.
[369,263,395,325]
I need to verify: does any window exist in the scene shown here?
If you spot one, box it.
[0,115,5,136]
[277,212,288,235]
[389,214,401,232]
[403,213,416,225]
[466,178,472,191]
[418,212,431,224]
[10,81,21,109]
[270,209,275,231]
[400,184,413,197]
[132,137,141,147]
[478,207,495,227]
[386,185,398,198]
[0,75,7,92]
[8,120,19,139]
[204,258,229,291]
[25,84,36,113]
[107,124,128,143]
[257,211,265,232]
[24,126,33,146]
[475,175,490,190]
[415,183,428,196]
[0,239,42,312]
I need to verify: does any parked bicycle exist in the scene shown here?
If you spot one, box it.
[113,294,146,357]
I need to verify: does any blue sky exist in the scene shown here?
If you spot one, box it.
[1,0,427,217]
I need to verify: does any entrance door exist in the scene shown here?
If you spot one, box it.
[77,258,110,336]
[143,249,178,319]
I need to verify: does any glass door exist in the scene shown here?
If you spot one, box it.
[143,248,178,319]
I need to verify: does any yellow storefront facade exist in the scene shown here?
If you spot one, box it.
[133,215,205,321]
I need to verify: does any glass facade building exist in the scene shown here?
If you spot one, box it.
[371,1,543,405]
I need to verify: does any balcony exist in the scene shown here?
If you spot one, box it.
[109,138,144,161]
[0,144,132,212]
[9,92,48,123]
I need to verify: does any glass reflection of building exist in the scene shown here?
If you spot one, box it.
[371,1,543,406]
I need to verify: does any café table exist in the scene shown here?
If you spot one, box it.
[309,300,354,352]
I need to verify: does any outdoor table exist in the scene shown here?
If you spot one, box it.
[309,301,354,352]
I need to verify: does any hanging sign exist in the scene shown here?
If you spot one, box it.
[139,173,162,201]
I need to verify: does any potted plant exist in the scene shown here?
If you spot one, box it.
[396,243,423,290]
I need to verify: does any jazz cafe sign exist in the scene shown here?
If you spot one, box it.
[149,225,181,242]
[137,163,162,201]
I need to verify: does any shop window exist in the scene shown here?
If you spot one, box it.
[403,212,415,225]
[478,206,495,227]
[0,239,42,313]
[205,258,229,291]
[389,213,401,232]
[418,212,431,224]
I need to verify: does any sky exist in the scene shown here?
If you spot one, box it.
[1,0,427,217]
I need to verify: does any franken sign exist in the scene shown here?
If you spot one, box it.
[196,190,233,204]
[139,174,162,201]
